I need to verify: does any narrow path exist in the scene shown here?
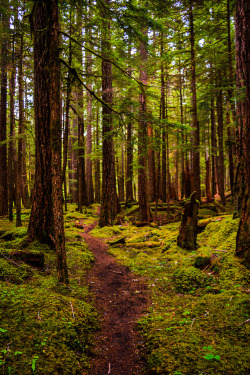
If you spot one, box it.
[81,222,150,375]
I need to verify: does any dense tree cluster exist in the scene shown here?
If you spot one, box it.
[0,0,249,280]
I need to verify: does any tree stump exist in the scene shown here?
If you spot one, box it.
[177,191,199,249]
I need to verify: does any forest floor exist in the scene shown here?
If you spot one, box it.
[81,219,150,375]
[0,201,249,375]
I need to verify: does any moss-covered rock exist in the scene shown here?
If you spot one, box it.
[173,266,207,292]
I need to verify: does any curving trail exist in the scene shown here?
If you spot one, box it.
[81,222,150,375]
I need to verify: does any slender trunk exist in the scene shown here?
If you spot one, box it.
[62,4,72,209]
[226,0,236,193]
[126,119,134,203]
[161,38,166,203]
[189,0,200,200]
[86,20,94,204]
[94,110,101,203]
[217,77,226,205]
[16,34,24,227]
[205,151,212,201]
[211,97,217,197]
[138,29,151,222]
[126,44,134,203]
[8,34,15,222]
[148,123,156,202]
[0,1,9,216]
[99,0,120,226]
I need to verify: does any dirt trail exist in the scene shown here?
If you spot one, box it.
[81,222,150,375]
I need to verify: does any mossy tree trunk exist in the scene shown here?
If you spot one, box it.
[177,191,199,249]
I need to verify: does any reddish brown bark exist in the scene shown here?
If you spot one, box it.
[8,34,15,222]
[28,0,54,245]
[177,191,199,249]
[148,123,156,202]
[235,0,250,266]
[0,1,9,216]
[99,0,120,226]
[138,31,151,222]
[189,0,201,201]
[216,77,226,206]
[16,34,24,227]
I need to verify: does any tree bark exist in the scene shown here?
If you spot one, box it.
[138,30,151,222]
[0,1,9,216]
[8,33,15,222]
[28,0,54,245]
[234,0,250,266]
[148,123,156,202]
[99,0,120,226]
[49,0,69,283]
[177,191,199,249]
[216,75,226,206]
[86,17,94,204]
[16,34,24,227]
[189,0,201,201]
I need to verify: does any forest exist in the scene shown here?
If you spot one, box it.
[0,0,249,374]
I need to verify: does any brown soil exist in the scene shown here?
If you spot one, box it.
[80,221,150,375]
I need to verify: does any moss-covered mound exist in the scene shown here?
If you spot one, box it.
[0,205,99,374]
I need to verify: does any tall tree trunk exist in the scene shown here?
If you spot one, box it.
[28,0,54,246]
[126,44,134,203]
[118,145,125,202]
[226,0,236,193]
[8,33,15,222]
[99,0,120,226]
[86,18,94,204]
[68,118,78,203]
[62,4,72,210]
[189,0,201,201]
[126,119,134,203]
[0,1,9,216]
[76,10,88,211]
[49,0,68,283]
[148,123,156,202]
[234,0,250,266]
[94,110,101,203]
[138,29,151,222]
[16,34,24,227]
[161,38,167,203]
[217,75,226,205]
[211,97,217,198]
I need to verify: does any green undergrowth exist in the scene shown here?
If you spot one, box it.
[108,215,250,374]
[0,205,99,374]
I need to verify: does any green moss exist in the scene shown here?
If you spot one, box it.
[91,225,123,238]
[0,227,27,241]
[0,258,32,284]
[107,216,249,375]
[173,266,208,292]
[0,208,99,374]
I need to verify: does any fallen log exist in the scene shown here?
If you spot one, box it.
[0,250,44,268]
[108,236,126,245]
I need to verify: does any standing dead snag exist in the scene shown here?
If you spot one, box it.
[177,191,199,249]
